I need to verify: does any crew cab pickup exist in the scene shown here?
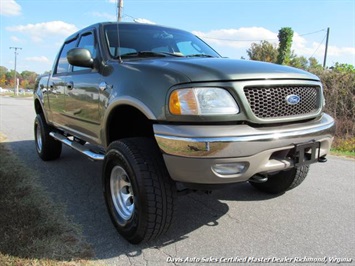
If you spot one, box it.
[34,22,335,244]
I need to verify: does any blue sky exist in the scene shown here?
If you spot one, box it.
[1,0,354,74]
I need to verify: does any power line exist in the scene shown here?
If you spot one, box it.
[299,29,326,37]
[310,32,327,59]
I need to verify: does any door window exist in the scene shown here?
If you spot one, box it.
[55,39,77,74]
[73,33,96,72]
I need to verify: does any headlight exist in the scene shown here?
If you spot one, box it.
[169,87,239,115]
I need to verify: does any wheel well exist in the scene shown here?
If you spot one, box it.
[34,99,43,115]
[107,105,155,145]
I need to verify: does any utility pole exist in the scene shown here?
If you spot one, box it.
[118,0,123,22]
[323,27,330,69]
[9,46,22,96]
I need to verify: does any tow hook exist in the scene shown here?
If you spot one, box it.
[249,175,268,183]
[318,156,327,163]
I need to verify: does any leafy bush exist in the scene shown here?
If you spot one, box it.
[332,138,355,153]
[310,64,355,139]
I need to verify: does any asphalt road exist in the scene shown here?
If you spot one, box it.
[0,96,354,266]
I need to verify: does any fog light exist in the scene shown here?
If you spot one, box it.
[212,162,248,176]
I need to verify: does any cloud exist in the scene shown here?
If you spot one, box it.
[25,56,50,63]
[10,36,21,42]
[6,21,78,42]
[290,33,355,60]
[0,0,21,16]
[133,18,156,24]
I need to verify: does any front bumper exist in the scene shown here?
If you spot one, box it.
[154,113,335,184]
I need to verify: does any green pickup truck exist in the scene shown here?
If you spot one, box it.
[34,22,335,244]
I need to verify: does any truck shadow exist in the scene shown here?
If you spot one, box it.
[2,140,279,262]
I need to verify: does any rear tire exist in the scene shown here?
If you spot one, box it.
[103,138,176,244]
[34,114,62,161]
[250,166,309,194]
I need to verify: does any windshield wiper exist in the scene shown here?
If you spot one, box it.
[159,52,184,57]
[120,51,183,58]
[186,54,216,58]
[120,51,166,58]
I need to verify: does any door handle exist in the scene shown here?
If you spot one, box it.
[67,81,74,90]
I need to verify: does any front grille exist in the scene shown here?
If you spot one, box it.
[243,86,321,119]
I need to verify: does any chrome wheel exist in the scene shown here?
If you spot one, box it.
[110,165,135,225]
[36,122,42,153]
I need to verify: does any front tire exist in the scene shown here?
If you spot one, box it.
[103,138,176,244]
[34,114,62,161]
[250,166,309,194]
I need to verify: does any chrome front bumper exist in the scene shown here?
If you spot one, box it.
[154,114,335,184]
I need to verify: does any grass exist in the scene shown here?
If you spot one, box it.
[331,137,355,159]
[0,133,95,266]
[0,92,33,98]
[330,149,355,158]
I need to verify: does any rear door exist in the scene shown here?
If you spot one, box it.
[48,38,77,127]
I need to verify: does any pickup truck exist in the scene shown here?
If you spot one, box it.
[34,22,335,244]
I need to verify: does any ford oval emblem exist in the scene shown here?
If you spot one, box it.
[286,95,301,105]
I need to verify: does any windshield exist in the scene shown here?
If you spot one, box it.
[104,23,221,59]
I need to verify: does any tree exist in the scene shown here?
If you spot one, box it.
[0,66,39,89]
[0,66,8,86]
[332,63,355,73]
[5,71,17,87]
[21,70,38,89]
[289,53,308,70]
[0,66,8,75]
[308,57,323,71]
[277,27,294,65]
[246,41,278,63]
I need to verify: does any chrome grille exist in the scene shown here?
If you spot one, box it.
[243,86,321,119]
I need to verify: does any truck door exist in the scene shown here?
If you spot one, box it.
[64,31,102,143]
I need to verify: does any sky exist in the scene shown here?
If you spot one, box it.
[1,0,354,74]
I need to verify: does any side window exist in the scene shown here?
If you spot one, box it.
[73,33,96,72]
[55,39,77,74]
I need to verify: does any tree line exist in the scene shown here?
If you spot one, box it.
[0,66,38,90]
[246,27,354,72]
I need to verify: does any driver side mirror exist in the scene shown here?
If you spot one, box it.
[67,48,94,68]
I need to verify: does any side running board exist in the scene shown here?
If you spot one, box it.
[49,132,104,161]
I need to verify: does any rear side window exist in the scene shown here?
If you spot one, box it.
[55,39,77,74]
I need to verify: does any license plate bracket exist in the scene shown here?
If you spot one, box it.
[293,141,320,167]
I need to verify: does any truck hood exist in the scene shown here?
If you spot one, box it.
[136,57,320,82]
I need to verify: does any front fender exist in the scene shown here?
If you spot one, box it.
[102,96,157,147]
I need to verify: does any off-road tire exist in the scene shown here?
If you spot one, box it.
[250,166,309,194]
[34,114,62,161]
[103,137,176,244]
